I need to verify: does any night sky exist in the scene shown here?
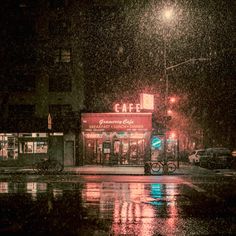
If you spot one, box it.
[80,0,235,146]
[81,0,235,91]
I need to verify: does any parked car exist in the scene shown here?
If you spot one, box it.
[188,149,206,165]
[200,148,233,169]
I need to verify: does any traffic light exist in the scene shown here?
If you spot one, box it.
[169,97,176,103]
[169,131,176,139]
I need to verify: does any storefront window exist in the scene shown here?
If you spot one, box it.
[81,113,152,166]
[0,134,18,160]
[23,142,33,153]
[36,141,48,153]
[19,141,48,154]
[130,140,138,157]
[120,140,129,165]
[0,139,8,160]
[113,140,120,154]
[0,133,50,161]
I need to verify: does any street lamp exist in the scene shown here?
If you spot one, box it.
[162,8,173,172]
[163,8,173,21]
[166,58,210,71]
[161,8,210,169]
[162,56,210,167]
[162,6,175,23]
[170,97,176,103]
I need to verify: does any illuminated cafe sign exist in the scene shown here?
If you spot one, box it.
[114,103,141,113]
[81,113,152,132]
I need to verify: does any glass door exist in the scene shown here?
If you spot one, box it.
[112,140,121,165]
[85,139,96,164]
[129,140,138,164]
[120,140,129,165]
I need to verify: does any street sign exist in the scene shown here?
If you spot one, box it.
[151,136,163,150]
[140,93,154,110]
[48,113,52,130]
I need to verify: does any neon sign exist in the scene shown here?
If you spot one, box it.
[114,103,141,113]
[81,113,152,132]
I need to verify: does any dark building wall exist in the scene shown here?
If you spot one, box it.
[0,0,85,133]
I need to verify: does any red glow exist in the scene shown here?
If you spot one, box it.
[170,97,176,103]
[169,132,176,139]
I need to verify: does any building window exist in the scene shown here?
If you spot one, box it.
[54,48,71,63]
[8,105,35,117]
[49,104,72,117]
[49,74,72,92]
[19,141,48,154]
[8,74,35,92]
[0,134,18,160]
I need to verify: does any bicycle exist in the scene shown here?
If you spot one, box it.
[151,160,177,174]
[33,158,64,174]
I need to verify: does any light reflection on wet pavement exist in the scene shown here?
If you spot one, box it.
[0,177,235,235]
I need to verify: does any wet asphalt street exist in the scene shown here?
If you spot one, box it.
[0,171,236,235]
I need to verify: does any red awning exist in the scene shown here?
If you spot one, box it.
[81,113,152,132]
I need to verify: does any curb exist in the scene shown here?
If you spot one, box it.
[0,164,199,176]
[0,170,189,176]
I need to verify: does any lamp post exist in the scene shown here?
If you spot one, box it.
[161,8,210,169]
[162,8,173,173]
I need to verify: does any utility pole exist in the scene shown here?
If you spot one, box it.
[163,57,210,171]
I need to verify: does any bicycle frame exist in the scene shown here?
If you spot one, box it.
[33,158,64,174]
[150,160,176,174]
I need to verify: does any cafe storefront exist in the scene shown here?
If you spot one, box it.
[0,132,75,167]
[81,112,152,165]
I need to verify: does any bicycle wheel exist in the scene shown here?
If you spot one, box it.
[151,162,161,172]
[55,161,64,172]
[33,162,44,174]
[50,160,64,173]
[32,163,39,173]
[167,162,176,173]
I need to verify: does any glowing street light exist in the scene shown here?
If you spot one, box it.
[160,6,210,171]
[169,131,176,139]
[169,97,176,104]
[163,8,174,22]
[162,8,174,169]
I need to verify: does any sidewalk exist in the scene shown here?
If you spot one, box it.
[0,163,214,175]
